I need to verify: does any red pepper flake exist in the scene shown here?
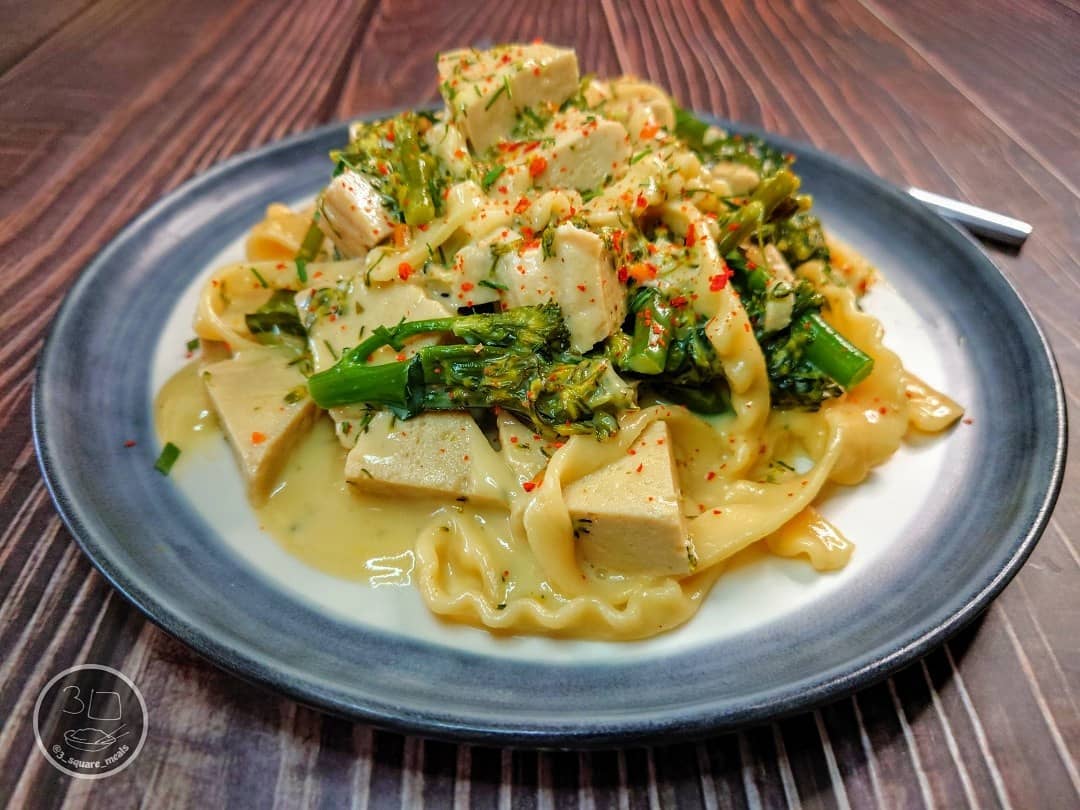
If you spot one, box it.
[670,295,688,308]
[576,284,587,292]
[635,463,644,473]
[617,266,629,283]
[727,222,740,231]
[708,268,733,291]
[461,281,475,292]
[878,406,888,415]
[528,156,547,177]
[685,223,697,248]
[395,352,406,362]
[522,481,537,492]
[123,440,136,448]
[397,262,413,280]
[712,508,722,515]
[392,223,408,248]
[639,121,660,141]
[532,66,541,76]
[510,436,519,444]
[646,243,658,255]
[251,432,267,445]
[377,162,390,176]
[514,197,530,214]
[963,418,974,425]
[628,448,637,455]
[706,471,717,481]
[635,193,648,209]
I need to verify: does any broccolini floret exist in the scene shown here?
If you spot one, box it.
[306,304,635,438]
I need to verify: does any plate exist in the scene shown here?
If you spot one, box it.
[33,117,1066,746]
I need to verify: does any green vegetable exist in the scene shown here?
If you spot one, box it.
[481,165,506,191]
[154,442,181,475]
[306,304,635,437]
[795,312,874,389]
[185,337,200,353]
[295,218,325,264]
[245,290,307,352]
[673,106,789,178]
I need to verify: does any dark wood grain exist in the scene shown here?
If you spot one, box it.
[1,1,1077,808]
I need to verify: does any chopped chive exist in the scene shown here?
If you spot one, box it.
[295,258,308,284]
[323,339,339,360]
[249,267,269,288]
[484,77,511,110]
[481,165,506,191]
[185,337,200,352]
[478,278,508,291]
[154,442,181,475]
[296,219,324,262]
[630,149,652,165]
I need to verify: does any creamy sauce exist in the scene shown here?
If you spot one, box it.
[154,360,218,450]
[255,419,438,586]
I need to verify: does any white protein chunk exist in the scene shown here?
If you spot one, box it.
[318,170,396,258]
[437,44,580,152]
[203,346,318,503]
[563,421,694,576]
[345,411,511,505]
[495,224,626,352]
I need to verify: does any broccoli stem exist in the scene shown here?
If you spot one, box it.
[626,291,674,374]
[796,312,874,389]
[394,119,436,226]
[715,168,800,255]
[307,354,423,414]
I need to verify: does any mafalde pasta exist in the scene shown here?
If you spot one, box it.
[156,44,963,640]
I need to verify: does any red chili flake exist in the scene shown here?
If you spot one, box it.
[497,185,508,194]
[528,157,547,178]
[520,226,535,240]
[685,223,697,248]
[727,222,740,231]
[670,295,688,308]
[706,471,717,481]
[392,223,408,248]
[639,121,659,141]
[617,266,629,283]
[514,198,530,214]
[395,352,406,362]
[510,436,519,444]
[878,406,888,415]
[708,268,733,291]
[461,281,475,292]
[522,481,537,492]
[251,431,267,445]
[628,448,637,455]
[533,66,541,76]
[712,509,722,515]
[646,243,658,255]
[635,193,647,209]
[397,262,413,280]
[635,463,644,473]
[123,440,136,448]
[576,284,587,292]
[377,163,390,176]
[963,418,974,425]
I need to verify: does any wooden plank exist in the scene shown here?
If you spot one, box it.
[861,0,1080,191]
[0,0,99,74]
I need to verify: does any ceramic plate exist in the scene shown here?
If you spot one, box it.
[33,117,1066,746]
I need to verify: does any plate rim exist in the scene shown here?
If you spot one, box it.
[32,113,1068,746]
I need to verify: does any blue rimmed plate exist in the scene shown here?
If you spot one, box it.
[33,116,1066,746]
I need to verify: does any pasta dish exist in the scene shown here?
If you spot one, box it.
[155,44,963,640]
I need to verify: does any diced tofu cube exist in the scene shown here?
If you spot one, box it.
[203,347,317,502]
[437,44,579,152]
[318,170,396,258]
[496,224,625,352]
[297,279,453,447]
[345,411,508,505]
[563,421,693,576]
[528,111,631,193]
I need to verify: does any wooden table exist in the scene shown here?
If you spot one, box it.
[2,1,1076,806]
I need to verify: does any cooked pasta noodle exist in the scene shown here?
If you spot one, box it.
[157,44,963,640]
